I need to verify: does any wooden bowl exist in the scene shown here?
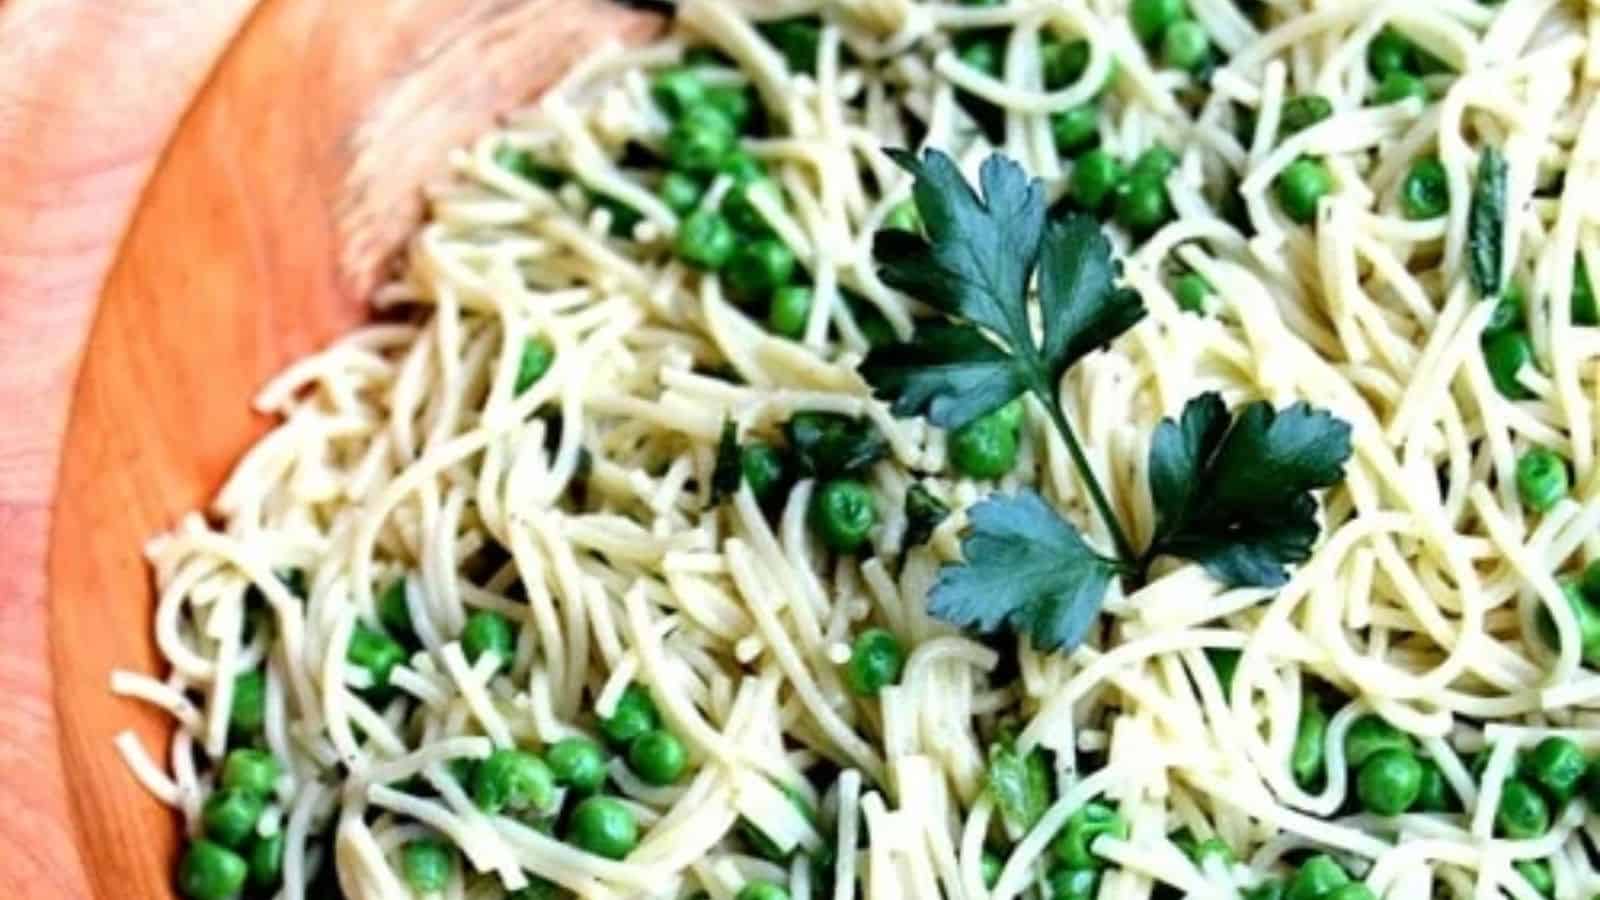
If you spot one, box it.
[44,2,660,895]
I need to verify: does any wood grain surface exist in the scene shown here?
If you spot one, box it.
[1,1,659,896]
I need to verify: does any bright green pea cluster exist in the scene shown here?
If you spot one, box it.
[1068,144,1178,233]
[178,748,286,900]
[1367,27,1448,105]
[1129,0,1212,73]
[1338,714,1455,817]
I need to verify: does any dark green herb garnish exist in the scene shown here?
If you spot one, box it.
[710,419,742,505]
[986,739,1052,833]
[902,482,951,551]
[862,149,1354,652]
[1146,392,1353,587]
[1469,146,1507,299]
[784,412,888,478]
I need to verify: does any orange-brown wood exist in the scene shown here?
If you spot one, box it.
[0,2,261,896]
[24,1,661,897]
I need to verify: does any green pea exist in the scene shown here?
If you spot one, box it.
[740,441,787,504]
[1496,777,1551,838]
[677,209,737,271]
[568,796,639,859]
[1486,282,1526,335]
[1130,0,1187,43]
[1046,865,1101,900]
[1400,157,1448,220]
[884,199,922,233]
[651,68,705,119]
[1526,736,1587,805]
[463,609,516,668]
[1115,173,1173,234]
[762,17,822,73]
[202,788,266,849]
[665,105,737,174]
[720,161,776,234]
[1051,105,1100,155]
[1190,837,1235,867]
[1280,94,1333,136]
[1356,748,1423,815]
[1132,144,1179,181]
[1573,258,1598,325]
[1041,38,1090,89]
[178,840,249,900]
[845,627,905,696]
[221,749,279,797]
[981,849,1004,888]
[1161,20,1211,72]
[1071,149,1124,213]
[1324,886,1377,900]
[949,406,1021,479]
[1413,757,1452,812]
[1205,648,1241,700]
[402,838,453,892]
[1172,272,1215,316]
[545,737,608,794]
[1536,579,1600,666]
[1345,714,1412,768]
[1514,859,1554,897]
[809,478,878,553]
[247,832,283,888]
[726,239,797,305]
[1286,854,1350,900]
[958,37,1003,77]
[737,881,790,900]
[1276,157,1332,225]
[1292,695,1328,789]
[378,576,414,642]
[515,338,555,395]
[601,684,661,746]
[493,147,563,188]
[507,876,565,900]
[705,86,755,133]
[1368,28,1415,78]
[230,670,266,738]
[768,285,812,339]
[473,749,557,815]
[1517,448,1569,513]
[1584,558,1600,601]
[1052,801,1128,868]
[348,624,406,695]
[1483,329,1535,399]
[1375,71,1428,106]
[627,729,688,785]
[659,172,705,216]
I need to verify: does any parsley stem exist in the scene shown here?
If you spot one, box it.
[1034,386,1139,566]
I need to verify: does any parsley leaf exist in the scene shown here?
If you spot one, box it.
[1146,392,1354,587]
[783,412,887,478]
[710,419,742,505]
[928,491,1117,651]
[859,322,1027,429]
[866,150,1144,430]
[1469,146,1507,299]
[902,482,950,551]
